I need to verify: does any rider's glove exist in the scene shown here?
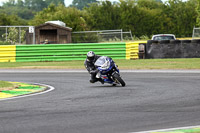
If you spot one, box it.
[90,69,99,74]
[90,70,96,74]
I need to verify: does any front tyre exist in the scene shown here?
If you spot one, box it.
[113,73,126,87]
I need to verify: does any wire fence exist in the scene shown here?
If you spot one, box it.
[192,27,200,39]
[0,27,133,44]
[72,29,133,43]
[0,26,35,45]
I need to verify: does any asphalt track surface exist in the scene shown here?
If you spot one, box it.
[0,70,200,133]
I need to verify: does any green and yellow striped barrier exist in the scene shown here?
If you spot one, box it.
[15,43,126,62]
[0,42,146,62]
[126,41,147,60]
[0,45,16,62]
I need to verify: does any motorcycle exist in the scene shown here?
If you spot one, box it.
[94,56,126,87]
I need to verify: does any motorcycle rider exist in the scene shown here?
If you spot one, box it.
[84,51,104,84]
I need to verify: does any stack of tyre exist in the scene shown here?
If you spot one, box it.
[146,39,200,58]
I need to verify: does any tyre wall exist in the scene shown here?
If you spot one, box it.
[146,39,200,59]
[126,41,146,60]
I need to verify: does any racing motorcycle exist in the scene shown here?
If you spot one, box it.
[94,56,126,87]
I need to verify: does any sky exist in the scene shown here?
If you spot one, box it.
[0,0,173,7]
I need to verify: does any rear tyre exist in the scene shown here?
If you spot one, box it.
[113,73,126,87]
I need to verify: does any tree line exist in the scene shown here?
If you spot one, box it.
[0,0,199,38]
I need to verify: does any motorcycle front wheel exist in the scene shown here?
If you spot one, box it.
[112,73,126,87]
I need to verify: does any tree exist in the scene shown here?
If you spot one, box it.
[46,0,65,5]
[16,0,24,7]
[0,13,26,25]
[0,3,35,20]
[84,1,121,30]
[2,0,15,6]
[0,13,27,43]
[2,27,26,44]
[164,0,197,37]
[0,13,13,25]
[71,0,98,10]
[196,0,200,27]
[1,0,197,38]
[155,0,163,3]
[1,0,65,20]
[135,0,170,37]
[29,4,90,31]
[137,0,164,9]
[1,0,36,19]
[24,0,47,12]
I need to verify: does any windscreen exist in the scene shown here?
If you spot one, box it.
[94,56,106,67]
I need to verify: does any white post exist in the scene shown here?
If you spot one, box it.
[121,29,123,41]
[6,27,7,41]
[33,26,35,44]
[192,26,195,39]
[130,30,133,40]
[19,27,21,44]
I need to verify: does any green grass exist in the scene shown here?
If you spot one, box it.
[116,58,200,69]
[0,58,200,69]
[0,81,14,88]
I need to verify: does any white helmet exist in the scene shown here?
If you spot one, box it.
[87,51,95,61]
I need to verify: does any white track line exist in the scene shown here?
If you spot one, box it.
[0,83,55,101]
[130,125,200,133]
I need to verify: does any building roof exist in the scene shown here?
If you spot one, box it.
[35,22,72,31]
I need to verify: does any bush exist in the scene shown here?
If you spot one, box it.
[72,33,99,43]
[0,41,12,45]
[133,35,150,41]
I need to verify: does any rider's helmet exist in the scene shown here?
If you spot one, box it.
[87,51,95,62]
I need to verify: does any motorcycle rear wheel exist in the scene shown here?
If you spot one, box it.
[113,73,126,87]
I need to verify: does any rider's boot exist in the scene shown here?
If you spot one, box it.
[90,78,104,84]
[98,78,104,84]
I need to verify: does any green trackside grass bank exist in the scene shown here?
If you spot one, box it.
[0,58,199,69]
[0,81,47,99]
[0,81,15,89]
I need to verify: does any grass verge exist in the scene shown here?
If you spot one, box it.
[0,81,16,91]
[0,58,199,69]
